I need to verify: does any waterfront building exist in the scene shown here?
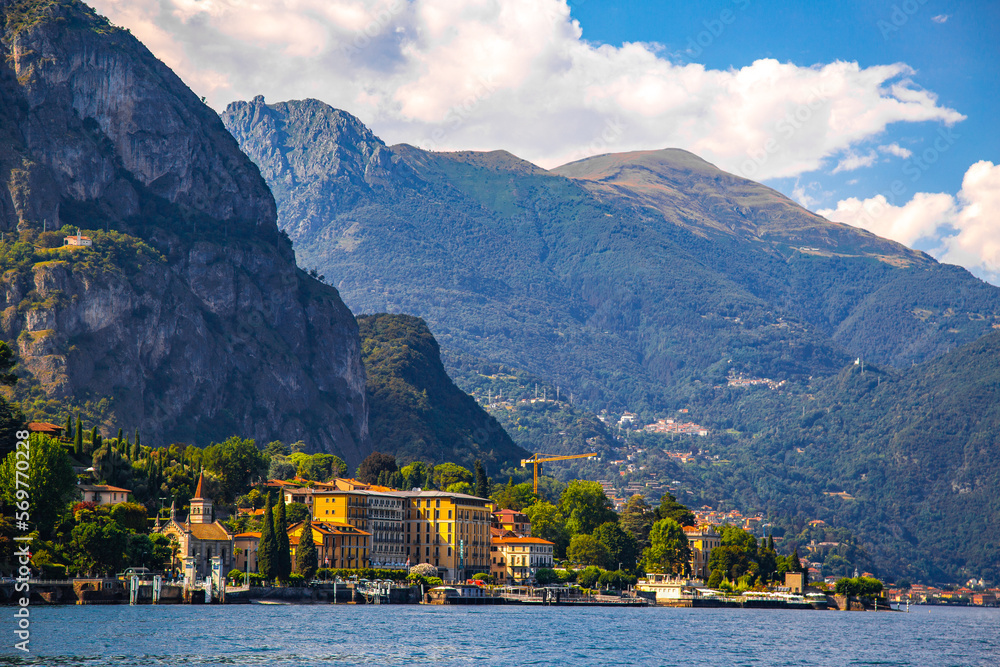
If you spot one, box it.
[233,532,260,573]
[490,535,555,584]
[312,485,406,569]
[684,524,721,579]
[399,489,494,581]
[157,473,234,579]
[287,520,371,570]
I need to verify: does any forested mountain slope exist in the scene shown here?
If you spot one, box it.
[358,314,528,472]
[224,97,1000,414]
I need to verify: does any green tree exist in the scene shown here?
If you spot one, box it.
[566,534,610,568]
[577,565,602,588]
[707,569,723,588]
[356,452,398,484]
[535,567,559,585]
[258,495,277,580]
[523,501,570,558]
[445,481,474,495]
[274,493,292,581]
[620,494,656,549]
[264,440,290,457]
[203,436,268,501]
[474,459,489,499]
[110,502,147,533]
[593,521,640,571]
[286,502,310,524]
[0,341,17,385]
[597,569,636,590]
[559,481,616,536]
[268,455,296,480]
[643,518,692,575]
[0,433,76,538]
[69,512,129,576]
[433,462,473,489]
[655,492,695,527]
[295,521,319,580]
[74,415,83,456]
[401,461,429,490]
[490,481,537,510]
[126,533,172,570]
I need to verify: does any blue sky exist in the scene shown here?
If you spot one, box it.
[571,0,998,206]
[92,0,999,281]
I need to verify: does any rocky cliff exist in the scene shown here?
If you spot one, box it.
[0,0,370,465]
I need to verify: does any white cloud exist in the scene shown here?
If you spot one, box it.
[89,0,965,179]
[818,161,1000,283]
[831,149,878,173]
[932,14,949,23]
[878,143,913,159]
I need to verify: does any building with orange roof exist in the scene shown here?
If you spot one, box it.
[493,508,531,537]
[288,520,371,570]
[78,484,132,505]
[233,532,261,573]
[27,421,64,436]
[491,535,555,584]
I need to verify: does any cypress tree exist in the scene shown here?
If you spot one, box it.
[791,547,803,572]
[117,428,124,447]
[87,426,98,456]
[134,429,141,455]
[474,459,489,499]
[64,415,72,440]
[258,495,276,580]
[295,521,318,580]
[74,415,83,457]
[275,493,292,580]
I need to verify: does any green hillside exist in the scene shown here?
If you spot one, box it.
[358,314,528,473]
[223,98,1000,417]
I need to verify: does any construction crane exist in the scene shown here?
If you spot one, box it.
[521,453,598,494]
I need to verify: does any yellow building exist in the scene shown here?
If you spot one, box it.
[491,535,555,584]
[684,524,721,579]
[287,520,370,570]
[312,486,406,569]
[400,490,494,581]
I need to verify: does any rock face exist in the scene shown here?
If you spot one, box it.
[0,0,370,465]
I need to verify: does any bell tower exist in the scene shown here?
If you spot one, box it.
[189,471,212,524]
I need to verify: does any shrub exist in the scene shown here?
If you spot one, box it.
[227,569,245,584]
[534,568,559,586]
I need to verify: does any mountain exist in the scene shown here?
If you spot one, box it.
[223,97,1000,415]
[358,314,528,472]
[675,331,1000,582]
[0,1,369,465]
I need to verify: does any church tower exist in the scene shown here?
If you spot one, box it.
[189,471,213,524]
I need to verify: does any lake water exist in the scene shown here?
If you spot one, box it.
[1,605,997,666]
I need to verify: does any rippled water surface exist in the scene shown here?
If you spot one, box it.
[1,604,998,666]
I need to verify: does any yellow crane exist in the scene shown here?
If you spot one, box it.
[521,452,598,494]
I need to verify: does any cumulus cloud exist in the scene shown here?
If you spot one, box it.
[932,14,949,23]
[831,149,878,173]
[90,0,965,178]
[818,161,1000,283]
[878,143,913,159]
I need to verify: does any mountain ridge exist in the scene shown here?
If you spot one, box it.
[0,1,370,465]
